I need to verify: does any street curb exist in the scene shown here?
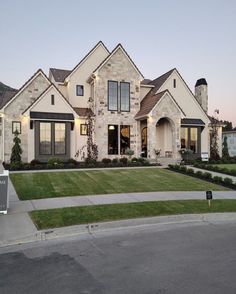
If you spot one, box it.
[1,212,236,248]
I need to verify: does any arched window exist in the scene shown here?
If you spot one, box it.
[141,127,147,157]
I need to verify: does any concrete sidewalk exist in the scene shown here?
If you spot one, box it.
[8,191,236,214]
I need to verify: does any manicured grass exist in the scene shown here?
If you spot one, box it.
[211,164,236,171]
[10,168,228,200]
[31,200,236,229]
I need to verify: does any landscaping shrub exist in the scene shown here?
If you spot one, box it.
[195,171,203,177]
[131,157,138,162]
[30,159,41,166]
[102,158,112,165]
[223,177,233,186]
[180,166,187,173]
[202,172,212,180]
[112,158,119,164]
[187,168,194,175]
[9,162,22,171]
[85,158,97,165]
[47,158,64,169]
[67,158,77,165]
[213,176,223,184]
[119,157,128,165]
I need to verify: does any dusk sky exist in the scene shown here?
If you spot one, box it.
[1,0,236,125]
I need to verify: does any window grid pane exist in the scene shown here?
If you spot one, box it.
[55,123,66,155]
[120,125,130,155]
[108,81,118,111]
[120,82,130,111]
[181,128,188,149]
[190,128,198,153]
[40,122,51,155]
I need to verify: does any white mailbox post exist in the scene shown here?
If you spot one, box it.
[0,170,9,214]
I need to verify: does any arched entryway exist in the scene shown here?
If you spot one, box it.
[156,117,174,157]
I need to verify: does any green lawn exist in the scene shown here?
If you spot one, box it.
[10,168,228,200]
[211,164,236,171]
[31,200,236,229]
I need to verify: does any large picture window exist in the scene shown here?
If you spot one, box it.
[181,127,199,154]
[55,123,66,155]
[120,82,130,112]
[108,125,118,154]
[39,122,52,155]
[120,125,130,154]
[108,81,118,111]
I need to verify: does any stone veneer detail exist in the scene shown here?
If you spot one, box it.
[4,73,50,162]
[94,48,142,160]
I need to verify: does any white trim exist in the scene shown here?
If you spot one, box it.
[2,70,50,110]
[157,69,210,123]
[140,84,155,88]
[94,44,144,79]
[65,42,110,82]
[23,84,79,118]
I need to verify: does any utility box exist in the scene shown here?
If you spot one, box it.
[0,170,9,214]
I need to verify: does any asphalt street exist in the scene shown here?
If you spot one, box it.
[1,220,236,294]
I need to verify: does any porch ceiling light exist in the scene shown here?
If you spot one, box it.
[109,125,115,130]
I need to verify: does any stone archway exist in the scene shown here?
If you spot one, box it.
[156,117,175,157]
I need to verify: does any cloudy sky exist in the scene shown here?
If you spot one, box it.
[1,0,235,125]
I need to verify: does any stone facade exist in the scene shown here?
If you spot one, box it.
[3,73,49,162]
[94,48,142,160]
[147,93,182,160]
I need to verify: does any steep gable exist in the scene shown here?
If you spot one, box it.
[158,69,210,123]
[94,44,144,79]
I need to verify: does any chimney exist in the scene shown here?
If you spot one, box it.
[195,78,208,113]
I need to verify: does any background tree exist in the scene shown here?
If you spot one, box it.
[10,130,23,163]
[210,115,220,160]
[222,136,230,159]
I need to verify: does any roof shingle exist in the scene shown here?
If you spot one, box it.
[50,68,71,83]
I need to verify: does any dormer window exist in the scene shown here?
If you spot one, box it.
[76,85,84,96]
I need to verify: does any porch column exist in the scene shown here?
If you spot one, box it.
[172,119,181,160]
[147,115,157,160]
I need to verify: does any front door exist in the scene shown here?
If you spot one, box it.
[141,127,147,157]
[35,121,71,162]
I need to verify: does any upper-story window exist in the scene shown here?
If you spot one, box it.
[108,81,118,111]
[108,81,130,112]
[120,82,130,112]
[76,85,84,96]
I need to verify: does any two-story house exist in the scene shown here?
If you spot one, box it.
[0,41,221,163]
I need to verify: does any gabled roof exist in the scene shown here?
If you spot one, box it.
[49,68,71,83]
[22,83,78,117]
[93,43,144,79]
[149,68,175,91]
[65,41,110,82]
[2,69,50,110]
[73,107,94,117]
[0,89,18,109]
[135,89,185,119]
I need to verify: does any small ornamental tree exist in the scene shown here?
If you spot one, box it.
[210,117,220,160]
[75,97,98,162]
[10,130,23,163]
[222,136,230,159]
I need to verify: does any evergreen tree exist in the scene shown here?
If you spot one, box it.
[210,117,220,160]
[10,130,23,163]
[222,136,230,159]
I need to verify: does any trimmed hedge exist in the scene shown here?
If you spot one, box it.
[168,164,236,190]
[193,163,236,177]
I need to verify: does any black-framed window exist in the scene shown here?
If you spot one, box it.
[181,127,199,154]
[120,82,130,112]
[80,124,88,136]
[39,122,52,155]
[120,125,130,155]
[76,85,84,96]
[12,121,21,134]
[55,123,66,155]
[108,81,118,111]
[108,125,118,154]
